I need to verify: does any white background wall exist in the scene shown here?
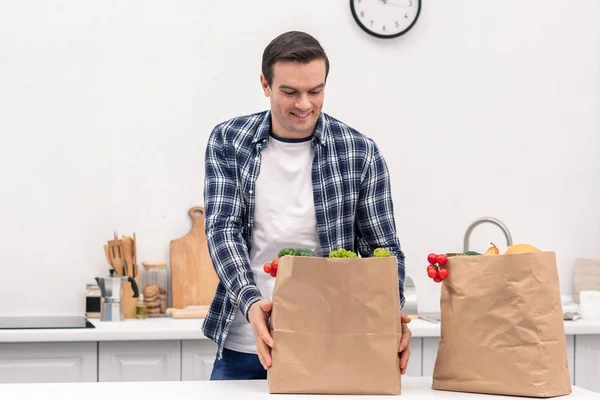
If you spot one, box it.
[0,0,599,316]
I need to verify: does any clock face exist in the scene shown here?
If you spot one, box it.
[350,0,421,39]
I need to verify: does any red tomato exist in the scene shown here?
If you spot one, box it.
[263,263,272,273]
[438,268,449,279]
[272,258,279,270]
[427,253,438,264]
[433,277,442,283]
[436,254,448,266]
[270,270,277,277]
[438,268,448,279]
[427,265,438,279]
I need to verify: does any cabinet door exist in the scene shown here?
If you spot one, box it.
[575,335,600,393]
[422,337,440,377]
[181,340,217,381]
[99,340,180,382]
[0,342,97,383]
[566,335,575,385]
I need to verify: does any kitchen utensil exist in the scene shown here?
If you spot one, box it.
[132,233,138,278]
[170,310,207,319]
[166,305,209,319]
[170,206,219,308]
[122,236,134,277]
[120,233,139,319]
[95,269,140,322]
[107,231,124,276]
[122,260,129,278]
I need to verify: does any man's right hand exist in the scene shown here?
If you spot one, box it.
[248,299,275,370]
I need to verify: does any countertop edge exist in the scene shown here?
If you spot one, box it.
[0,318,599,343]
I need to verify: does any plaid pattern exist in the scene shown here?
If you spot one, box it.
[202,110,405,359]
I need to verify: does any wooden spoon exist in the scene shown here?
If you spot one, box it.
[122,235,134,278]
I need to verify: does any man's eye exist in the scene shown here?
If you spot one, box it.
[310,91,322,95]
[283,91,296,95]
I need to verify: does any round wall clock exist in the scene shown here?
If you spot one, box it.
[350,0,422,39]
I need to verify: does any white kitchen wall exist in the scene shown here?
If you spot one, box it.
[0,0,598,316]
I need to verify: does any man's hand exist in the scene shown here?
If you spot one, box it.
[398,312,412,375]
[248,299,275,370]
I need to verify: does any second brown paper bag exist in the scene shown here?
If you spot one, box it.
[267,255,403,395]
[432,251,572,398]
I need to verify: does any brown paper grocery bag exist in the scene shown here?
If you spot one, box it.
[267,256,402,395]
[432,252,572,398]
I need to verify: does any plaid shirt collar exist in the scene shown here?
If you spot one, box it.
[251,110,329,146]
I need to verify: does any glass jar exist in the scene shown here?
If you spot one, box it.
[141,262,168,317]
[136,294,148,320]
[85,283,101,319]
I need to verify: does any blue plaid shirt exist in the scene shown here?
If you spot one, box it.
[202,110,405,359]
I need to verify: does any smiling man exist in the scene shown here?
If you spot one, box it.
[202,30,410,380]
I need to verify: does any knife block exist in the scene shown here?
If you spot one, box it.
[122,277,139,319]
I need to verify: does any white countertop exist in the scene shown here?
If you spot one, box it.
[0,377,596,399]
[0,317,599,343]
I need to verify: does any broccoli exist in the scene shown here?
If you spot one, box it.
[296,249,316,256]
[373,248,391,257]
[277,248,316,258]
[329,248,358,258]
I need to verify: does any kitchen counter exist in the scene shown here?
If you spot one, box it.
[1,317,600,343]
[0,377,596,399]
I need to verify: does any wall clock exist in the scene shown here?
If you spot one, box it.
[350,0,422,39]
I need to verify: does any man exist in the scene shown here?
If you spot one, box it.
[202,30,411,380]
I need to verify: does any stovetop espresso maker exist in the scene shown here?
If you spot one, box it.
[95,269,140,322]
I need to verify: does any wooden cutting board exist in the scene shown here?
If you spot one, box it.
[170,206,219,308]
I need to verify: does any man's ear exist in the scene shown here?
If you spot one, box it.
[260,74,270,97]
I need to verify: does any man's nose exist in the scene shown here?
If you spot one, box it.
[295,93,311,110]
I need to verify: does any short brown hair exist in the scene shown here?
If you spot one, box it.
[261,31,330,86]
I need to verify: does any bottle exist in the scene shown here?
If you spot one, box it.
[136,294,147,320]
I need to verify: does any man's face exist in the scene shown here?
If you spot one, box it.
[260,59,326,139]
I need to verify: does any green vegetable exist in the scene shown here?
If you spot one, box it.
[329,248,358,258]
[373,248,391,257]
[463,251,482,256]
[277,248,316,258]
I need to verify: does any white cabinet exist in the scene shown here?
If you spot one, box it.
[575,335,600,393]
[405,338,422,377]
[422,337,439,377]
[566,335,575,384]
[181,340,217,380]
[0,342,96,383]
[98,340,180,382]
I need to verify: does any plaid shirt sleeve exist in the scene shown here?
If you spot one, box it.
[355,139,406,309]
[203,124,262,321]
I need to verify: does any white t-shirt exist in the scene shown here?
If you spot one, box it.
[224,133,322,354]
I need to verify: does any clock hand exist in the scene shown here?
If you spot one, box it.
[386,1,408,8]
[377,0,409,7]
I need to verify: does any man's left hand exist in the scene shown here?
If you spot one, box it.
[398,312,412,375]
